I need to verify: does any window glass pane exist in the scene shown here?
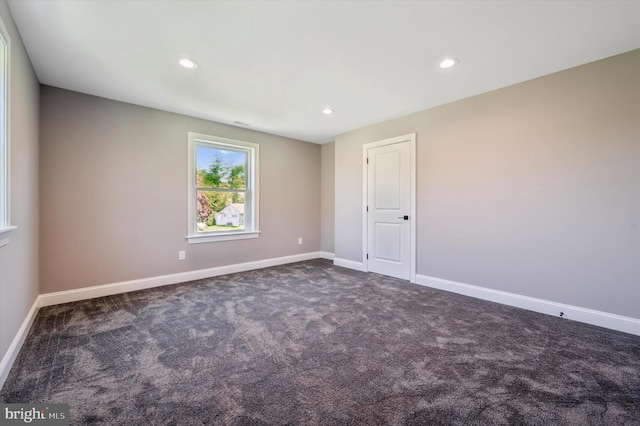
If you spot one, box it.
[195,145,246,190]
[196,190,245,232]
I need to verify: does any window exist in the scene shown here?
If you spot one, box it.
[0,18,14,248]
[187,132,259,243]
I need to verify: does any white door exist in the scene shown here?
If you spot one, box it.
[366,140,412,280]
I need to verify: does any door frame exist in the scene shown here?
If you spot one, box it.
[362,133,416,282]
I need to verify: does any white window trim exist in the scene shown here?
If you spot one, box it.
[186,132,260,244]
[0,225,16,248]
[0,16,15,248]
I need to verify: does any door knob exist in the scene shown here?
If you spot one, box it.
[397,215,409,220]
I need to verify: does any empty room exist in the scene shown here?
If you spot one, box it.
[0,0,639,424]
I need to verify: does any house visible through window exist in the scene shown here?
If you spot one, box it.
[187,132,259,243]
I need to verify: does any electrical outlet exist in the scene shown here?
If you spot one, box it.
[298,237,303,245]
[178,250,186,261]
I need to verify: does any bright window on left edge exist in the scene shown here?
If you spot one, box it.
[0,18,15,248]
[187,132,259,244]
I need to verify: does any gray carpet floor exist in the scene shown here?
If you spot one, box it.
[1,259,639,425]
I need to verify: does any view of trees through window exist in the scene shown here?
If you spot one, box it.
[195,145,247,232]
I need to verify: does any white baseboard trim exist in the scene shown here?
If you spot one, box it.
[0,297,40,389]
[1,251,328,390]
[5,257,637,392]
[333,257,365,272]
[414,274,640,336]
[39,251,324,307]
[319,251,335,260]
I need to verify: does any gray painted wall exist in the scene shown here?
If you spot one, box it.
[40,86,320,293]
[321,142,335,254]
[335,49,640,319]
[0,0,39,362]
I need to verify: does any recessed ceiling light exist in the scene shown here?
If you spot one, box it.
[439,57,459,69]
[322,108,334,115]
[179,58,198,69]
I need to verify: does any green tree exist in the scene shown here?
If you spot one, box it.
[229,165,244,189]
[202,157,224,187]
[205,191,228,214]
[229,165,245,203]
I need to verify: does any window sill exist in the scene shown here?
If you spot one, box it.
[0,225,17,248]
[186,230,260,244]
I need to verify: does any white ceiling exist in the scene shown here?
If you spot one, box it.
[7,0,640,144]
